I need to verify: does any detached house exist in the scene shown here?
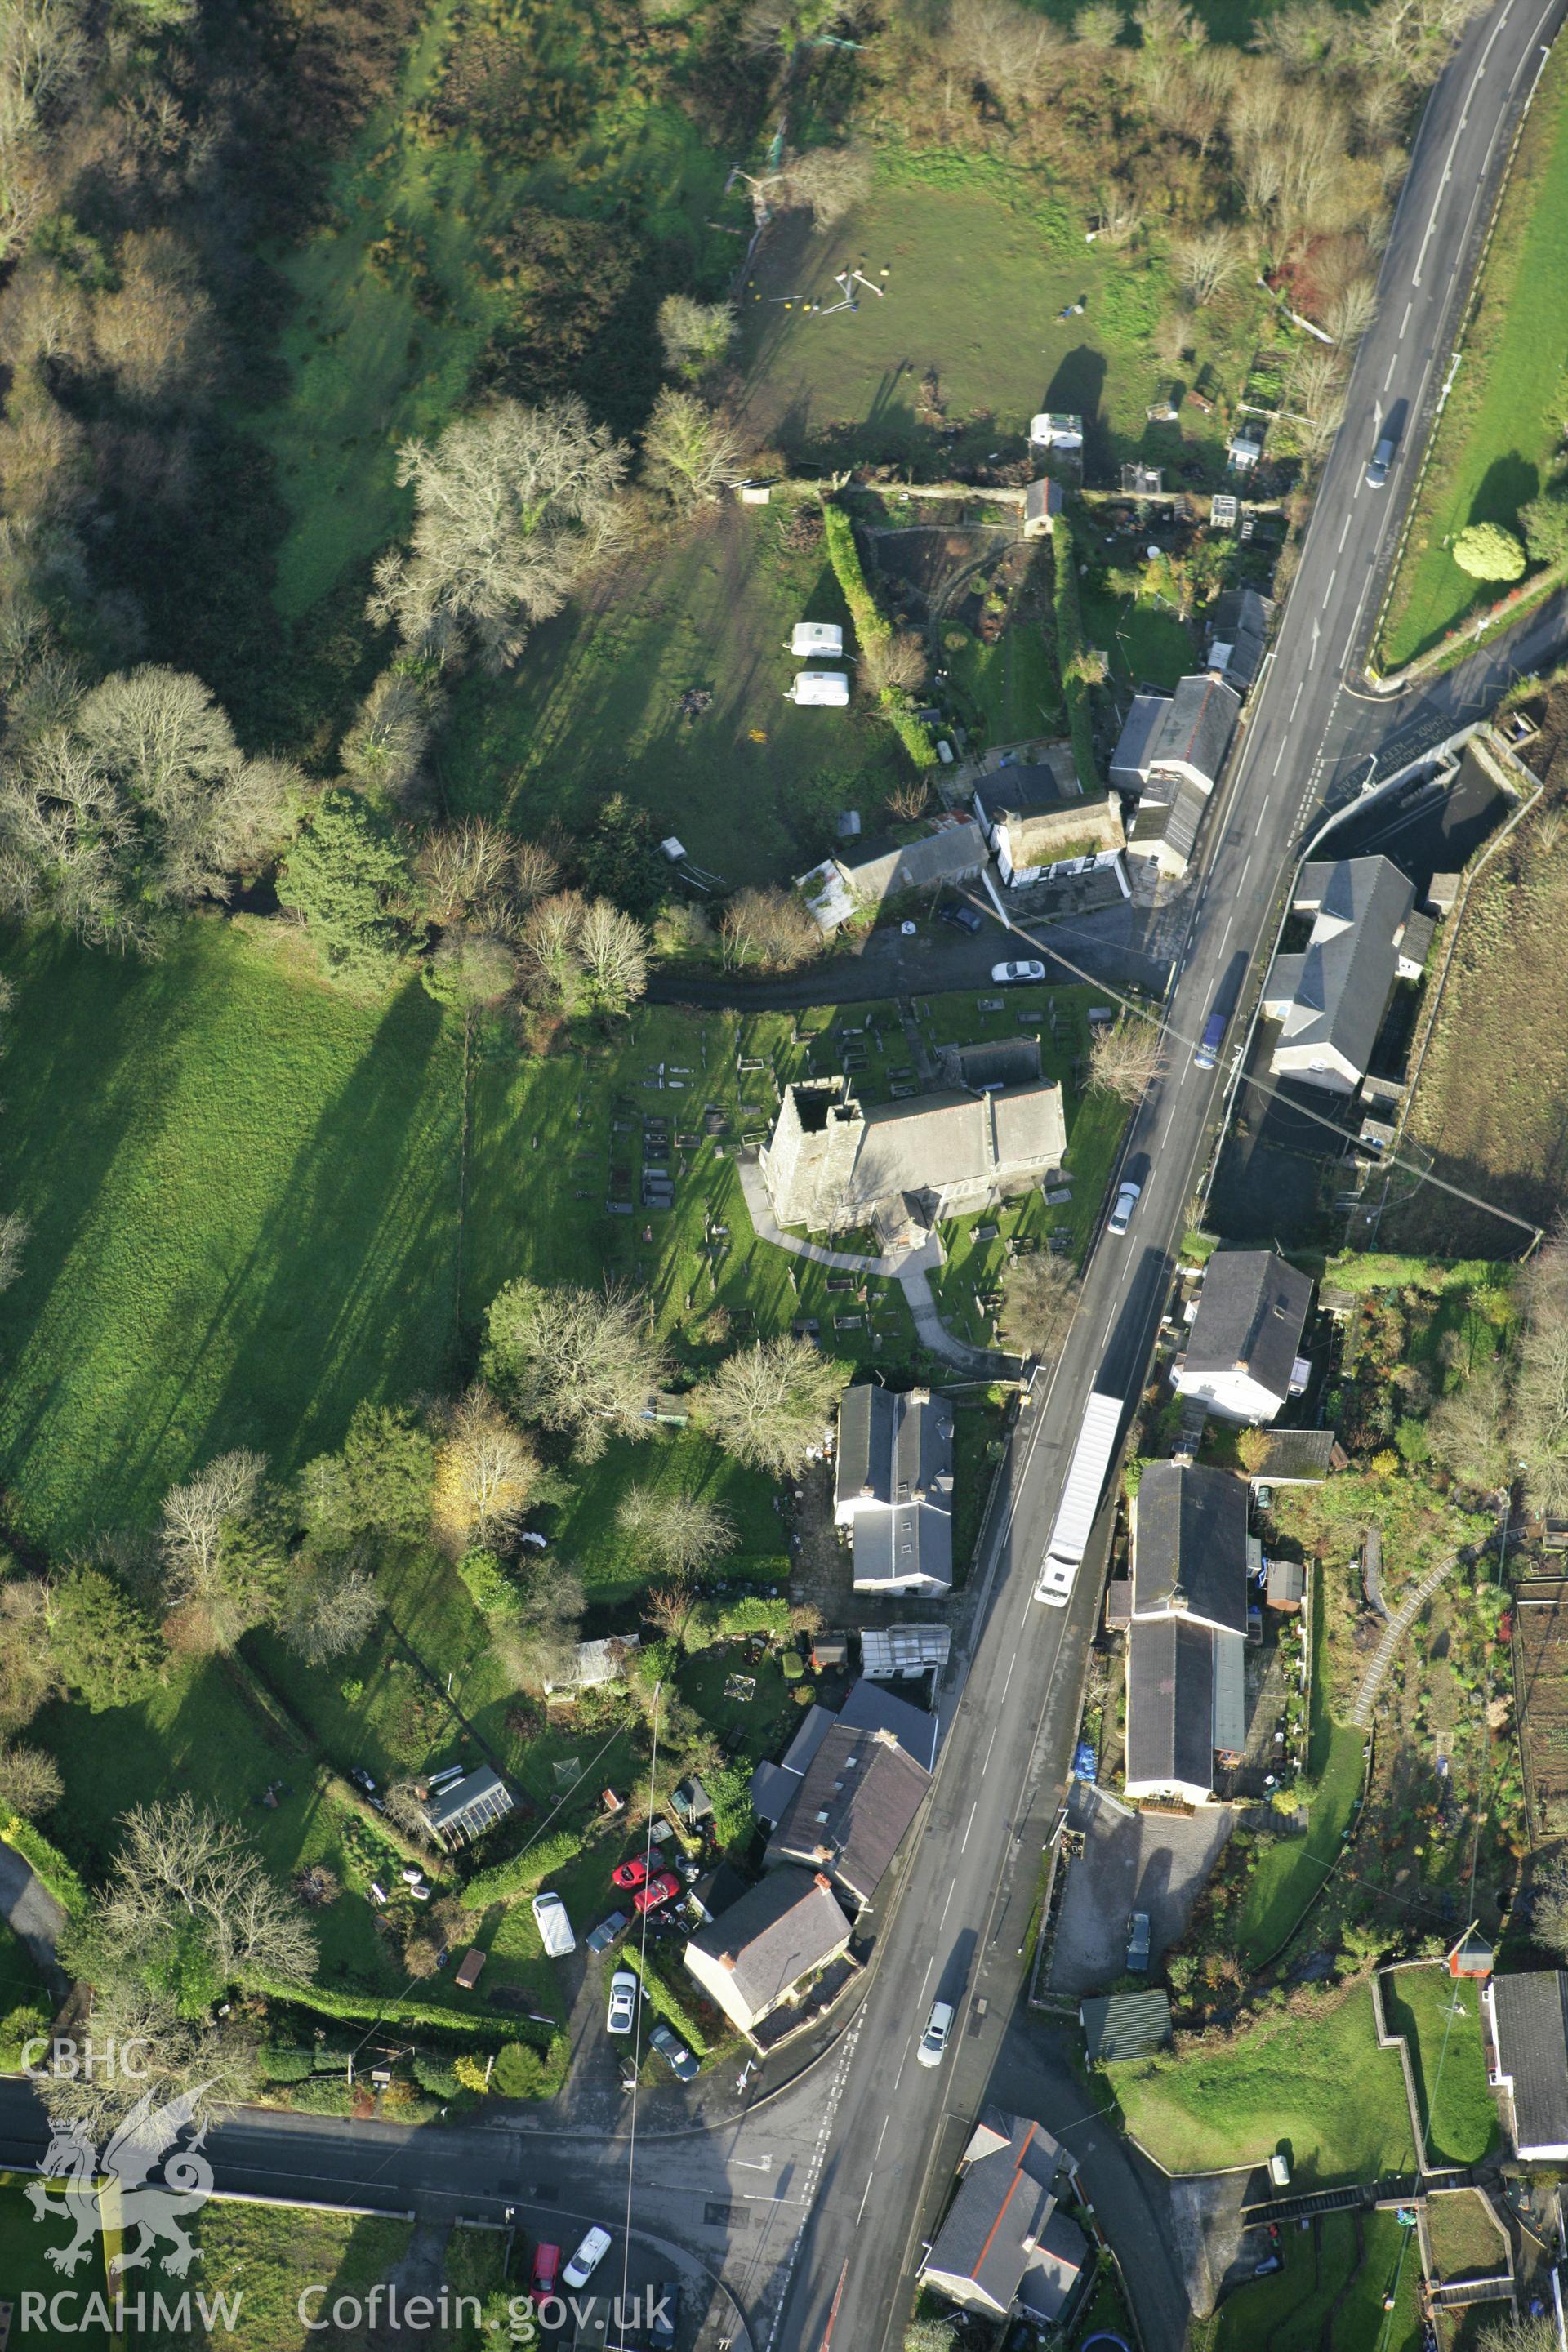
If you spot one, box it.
[684,1867,853,2044]
[1124,1463,1250,1806]
[1174,1250,1314,1424]
[918,2111,1087,2326]
[1263,855,1418,1095]
[835,1383,955,1596]
[764,1721,931,1910]
[760,1076,1067,1249]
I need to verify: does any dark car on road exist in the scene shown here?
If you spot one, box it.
[648,2281,681,2349]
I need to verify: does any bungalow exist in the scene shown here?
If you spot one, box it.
[684,1867,853,2042]
[835,1383,955,1597]
[1263,855,1417,1095]
[1174,1249,1314,1423]
[1484,1971,1568,2160]
[917,2111,1087,2326]
[1124,1463,1250,1806]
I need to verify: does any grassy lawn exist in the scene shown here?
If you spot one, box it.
[0,923,463,1554]
[944,616,1065,742]
[244,0,741,626]
[546,1425,786,1605]
[1082,581,1197,693]
[1212,2211,1422,2352]
[1424,2189,1508,2283]
[1111,1982,1416,2182]
[1378,40,1568,668]
[676,1648,799,1763]
[1236,1566,1365,1967]
[439,501,906,889]
[1382,1967,1497,2169]
[0,2176,117,2349]
[737,147,1266,486]
[138,2203,416,2350]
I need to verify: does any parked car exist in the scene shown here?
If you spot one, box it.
[531,1890,576,1958]
[611,1855,650,1891]
[564,2226,612,2292]
[1107,1179,1142,1236]
[917,2000,955,2069]
[1126,1911,1152,1971]
[585,1909,629,1957]
[649,2281,681,2350]
[634,1870,680,1915]
[938,900,982,935]
[992,959,1046,984]
[606,1970,639,2037]
[530,2243,561,2302]
[1365,431,1397,488]
[649,2021,700,2082]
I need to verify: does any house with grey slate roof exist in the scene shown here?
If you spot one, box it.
[1205,586,1274,693]
[1116,674,1240,878]
[917,2110,1087,2324]
[684,1867,853,2041]
[1263,855,1418,1094]
[1110,693,1169,791]
[764,1721,931,1910]
[797,817,986,933]
[1174,1249,1314,1424]
[1145,674,1241,795]
[835,1384,954,1596]
[1485,1971,1568,2158]
[1124,1463,1250,1806]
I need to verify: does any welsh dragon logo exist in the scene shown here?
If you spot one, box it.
[27,2085,214,2279]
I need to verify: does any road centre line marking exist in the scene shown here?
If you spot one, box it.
[1273,739,1288,775]
[856,2172,875,2225]
[1401,300,1412,336]
[1339,514,1352,551]
[938,1880,956,1929]
[1239,853,1253,889]
[1322,570,1337,608]
[1290,681,1304,719]
[919,1957,934,2000]
[960,1802,978,1853]
[1384,353,1398,390]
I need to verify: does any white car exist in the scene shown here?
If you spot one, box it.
[917,2000,955,2069]
[991,960,1046,984]
[564,2227,612,2291]
[606,1970,638,2038]
[1107,1179,1142,1236]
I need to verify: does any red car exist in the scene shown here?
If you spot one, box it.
[611,1855,649,1891]
[531,2242,561,2302]
[634,1869,679,1916]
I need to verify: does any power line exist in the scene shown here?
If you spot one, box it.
[959,880,1544,1246]
[617,1681,663,2336]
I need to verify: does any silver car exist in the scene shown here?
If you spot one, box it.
[606,1969,638,2038]
[1107,1179,1142,1236]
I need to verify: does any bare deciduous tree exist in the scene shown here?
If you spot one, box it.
[381,1777,432,1842]
[1174,226,1242,304]
[91,230,216,407]
[1323,277,1379,346]
[642,390,751,515]
[945,0,1064,107]
[1074,2,1125,43]
[886,777,933,822]
[646,1578,696,1641]
[617,1486,736,1578]
[777,140,875,229]
[483,1278,668,1461]
[282,1564,379,1667]
[656,294,735,385]
[1427,1357,1511,1490]
[1088,1014,1168,1104]
[493,1560,586,1691]
[511,838,560,910]
[577,897,648,1016]
[33,1980,256,2140]
[719,884,823,973]
[519,887,587,1011]
[701,1337,849,1477]
[999,1252,1080,1361]
[0,1739,60,1816]
[859,630,927,696]
[98,1793,317,1989]
[339,668,431,805]
[1473,2314,1559,2352]
[432,1383,538,1552]
[369,397,630,673]
[418,816,513,922]
[158,1450,275,1648]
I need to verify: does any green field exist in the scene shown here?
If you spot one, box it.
[1111,1983,1416,2182]
[1236,1566,1365,1966]
[435,499,904,886]
[737,148,1266,484]
[0,2175,116,2349]
[1210,2210,1422,2352]
[1382,1967,1497,2170]
[1379,40,1568,668]
[138,2204,421,2350]
[0,923,463,1552]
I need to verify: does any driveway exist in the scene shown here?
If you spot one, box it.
[0,1839,65,1991]
[1049,1784,1232,1995]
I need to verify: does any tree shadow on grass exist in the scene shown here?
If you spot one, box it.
[1470,450,1540,531]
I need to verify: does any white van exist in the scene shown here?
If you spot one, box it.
[918,2001,955,2068]
[532,1890,576,1958]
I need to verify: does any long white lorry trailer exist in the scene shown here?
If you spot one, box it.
[1033,1390,1125,1607]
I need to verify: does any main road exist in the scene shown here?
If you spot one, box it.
[768,2,1568,2345]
